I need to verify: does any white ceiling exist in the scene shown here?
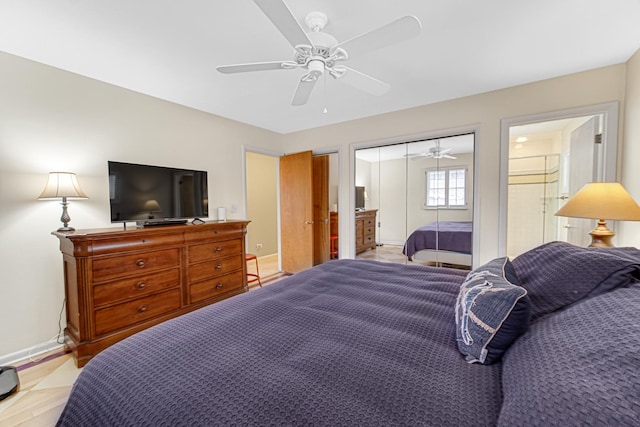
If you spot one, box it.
[1,0,639,134]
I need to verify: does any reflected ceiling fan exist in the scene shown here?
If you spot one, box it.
[406,140,457,160]
[217,0,422,106]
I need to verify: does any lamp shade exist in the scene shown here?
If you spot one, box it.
[143,199,161,212]
[555,182,640,221]
[38,172,88,199]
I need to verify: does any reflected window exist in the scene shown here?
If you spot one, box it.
[425,167,467,208]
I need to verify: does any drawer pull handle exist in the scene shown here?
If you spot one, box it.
[137,304,148,313]
[215,263,223,270]
[214,247,222,253]
[136,259,146,268]
[135,281,146,291]
[215,282,223,290]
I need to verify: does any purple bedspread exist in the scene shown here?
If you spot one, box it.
[403,221,472,258]
[57,260,502,426]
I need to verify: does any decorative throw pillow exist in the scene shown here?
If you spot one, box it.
[511,241,640,320]
[455,257,531,364]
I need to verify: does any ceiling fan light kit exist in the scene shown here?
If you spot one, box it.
[217,0,421,106]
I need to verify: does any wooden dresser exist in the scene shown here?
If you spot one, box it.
[355,209,377,254]
[53,221,249,367]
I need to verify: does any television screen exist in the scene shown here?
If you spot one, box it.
[355,186,366,210]
[108,161,208,223]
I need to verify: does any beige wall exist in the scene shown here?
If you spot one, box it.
[0,52,282,361]
[620,48,640,245]
[246,152,278,255]
[282,64,629,261]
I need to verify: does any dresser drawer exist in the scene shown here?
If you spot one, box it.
[92,248,180,282]
[93,268,180,307]
[189,254,244,283]
[188,239,242,263]
[363,234,375,245]
[89,233,184,256]
[94,288,181,336]
[190,270,244,304]
[184,223,245,244]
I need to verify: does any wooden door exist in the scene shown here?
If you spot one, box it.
[313,155,330,265]
[280,151,314,273]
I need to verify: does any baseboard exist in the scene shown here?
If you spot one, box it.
[0,341,64,366]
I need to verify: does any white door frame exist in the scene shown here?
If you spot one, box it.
[498,102,619,256]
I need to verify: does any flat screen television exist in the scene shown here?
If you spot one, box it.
[355,186,366,211]
[108,161,208,224]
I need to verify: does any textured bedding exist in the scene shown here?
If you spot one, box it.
[57,260,502,427]
[403,221,472,258]
[499,283,640,426]
[57,244,640,426]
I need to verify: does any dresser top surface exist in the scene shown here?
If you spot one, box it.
[52,220,250,240]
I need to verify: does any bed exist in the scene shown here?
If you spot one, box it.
[403,221,472,266]
[57,242,640,426]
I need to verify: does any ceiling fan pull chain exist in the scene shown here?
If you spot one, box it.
[323,73,328,114]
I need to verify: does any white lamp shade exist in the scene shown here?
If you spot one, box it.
[38,172,88,199]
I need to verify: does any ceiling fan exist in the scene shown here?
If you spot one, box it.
[406,140,457,160]
[217,0,422,106]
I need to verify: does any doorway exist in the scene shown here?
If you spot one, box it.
[245,148,339,276]
[500,102,619,257]
[245,150,280,278]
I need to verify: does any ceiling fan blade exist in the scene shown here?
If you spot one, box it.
[335,66,390,96]
[254,0,313,49]
[291,76,318,106]
[333,15,421,59]
[443,154,457,159]
[217,61,294,74]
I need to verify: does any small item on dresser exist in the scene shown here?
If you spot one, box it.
[217,207,227,221]
[0,366,19,401]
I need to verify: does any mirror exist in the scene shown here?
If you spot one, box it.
[355,133,475,269]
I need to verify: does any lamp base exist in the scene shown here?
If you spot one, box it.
[588,220,614,247]
[58,198,75,232]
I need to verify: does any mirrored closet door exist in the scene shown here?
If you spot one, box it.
[355,133,475,269]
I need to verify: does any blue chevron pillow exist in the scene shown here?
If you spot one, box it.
[455,257,531,364]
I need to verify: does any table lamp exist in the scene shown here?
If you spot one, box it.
[143,199,161,219]
[555,182,640,247]
[38,172,88,231]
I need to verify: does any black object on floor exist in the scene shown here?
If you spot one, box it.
[0,366,20,401]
